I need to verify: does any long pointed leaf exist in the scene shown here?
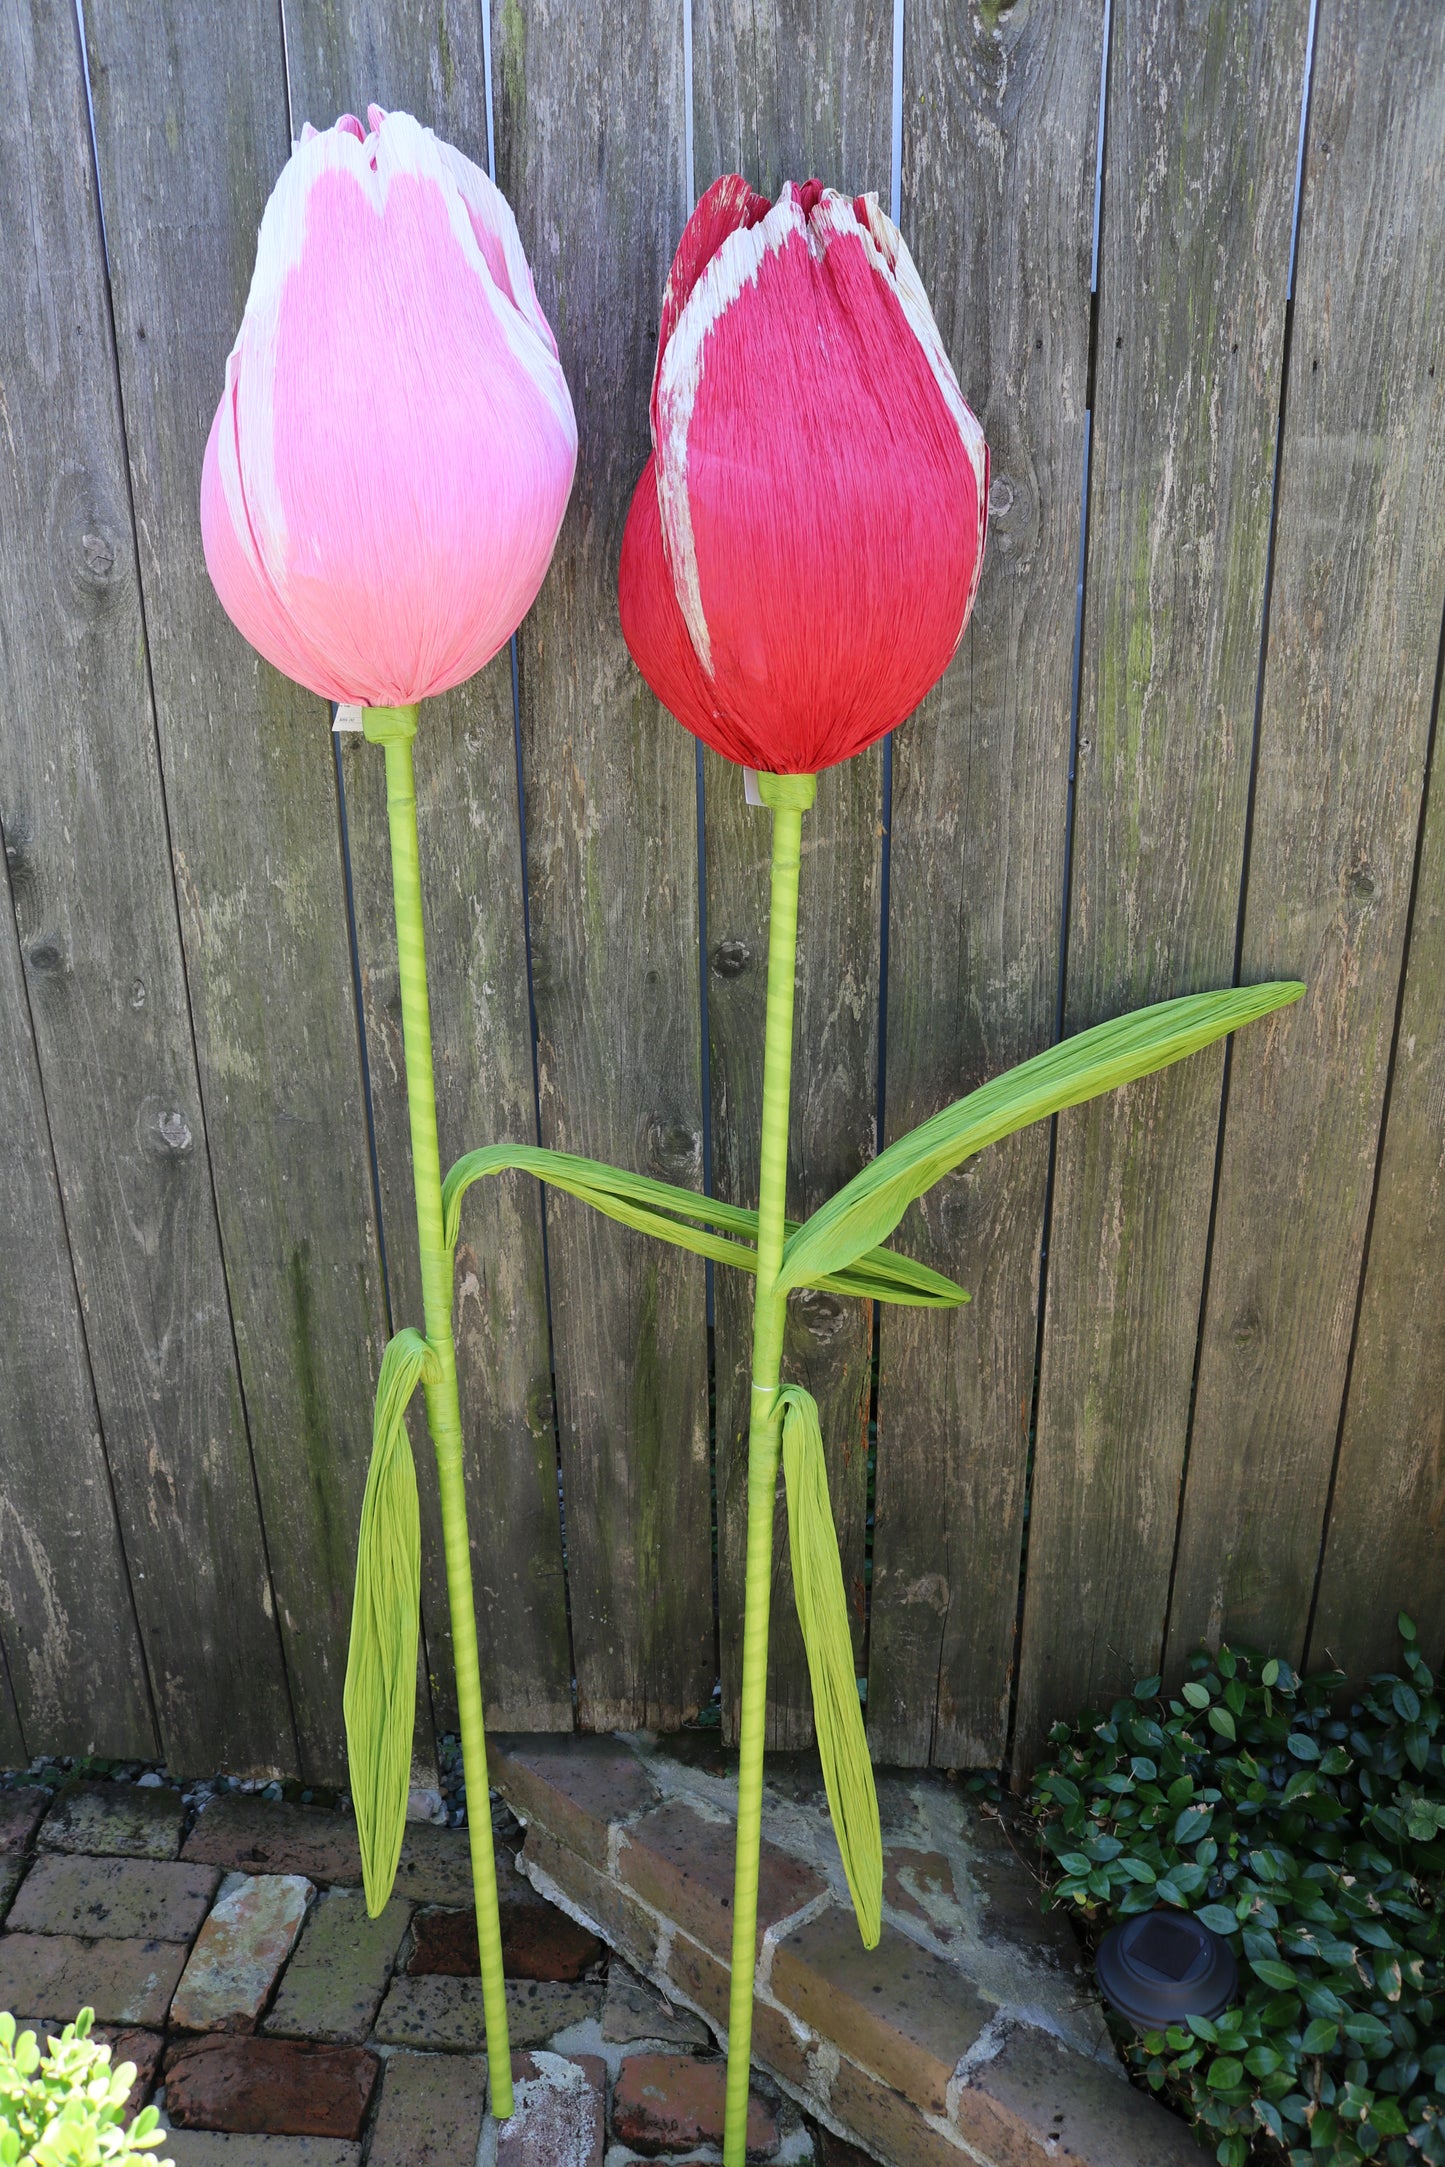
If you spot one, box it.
[779,1385,882,1947]
[442,1144,967,1308]
[345,1327,435,1918]
[777,982,1304,1296]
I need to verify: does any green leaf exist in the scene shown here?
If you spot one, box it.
[1262,1658,1281,1687]
[1183,1681,1212,1709]
[1342,2013,1393,2055]
[442,1143,967,1307]
[344,1328,433,1920]
[1197,1904,1238,1935]
[1209,1705,1237,1742]
[1287,1732,1321,1762]
[778,1386,881,1947]
[1208,2056,1246,2090]
[1302,2020,1339,2054]
[1251,1959,1300,1990]
[1254,2098,1286,2142]
[773,983,1305,1294]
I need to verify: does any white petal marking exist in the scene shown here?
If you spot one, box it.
[654,187,809,678]
[852,192,989,646]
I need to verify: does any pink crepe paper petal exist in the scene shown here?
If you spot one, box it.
[201,109,576,708]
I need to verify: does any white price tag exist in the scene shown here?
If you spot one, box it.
[333,703,364,732]
[743,766,763,806]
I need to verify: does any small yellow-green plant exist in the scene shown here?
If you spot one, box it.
[0,2011,167,2166]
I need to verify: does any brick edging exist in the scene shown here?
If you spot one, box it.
[490,1733,1203,2167]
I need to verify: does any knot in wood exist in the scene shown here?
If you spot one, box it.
[711,938,751,980]
[790,1287,846,1341]
[646,1117,700,1179]
[24,933,65,977]
[157,1108,193,1154]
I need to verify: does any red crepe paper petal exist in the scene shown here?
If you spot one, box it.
[651,175,771,433]
[621,178,987,776]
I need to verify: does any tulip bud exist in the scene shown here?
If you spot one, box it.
[619,177,988,776]
[202,107,577,707]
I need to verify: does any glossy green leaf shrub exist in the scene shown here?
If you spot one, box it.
[1031,1620,1445,2166]
[0,2009,167,2163]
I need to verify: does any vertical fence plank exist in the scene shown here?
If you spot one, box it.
[0,0,292,1773]
[0,1656,24,1768]
[867,3,1102,1768]
[692,0,889,1749]
[1310,701,1445,1679]
[1169,2,1445,1671]
[1014,0,1309,1771]
[494,0,714,1730]
[0,850,153,1759]
[85,0,394,1778]
[282,5,570,1736]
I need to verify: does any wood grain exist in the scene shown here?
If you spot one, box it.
[692,0,889,1749]
[0,816,154,1759]
[282,0,570,1736]
[1169,0,1445,1671]
[0,1653,23,1767]
[0,0,292,1775]
[1310,686,1445,1680]
[84,0,390,1778]
[492,0,714,1730]
[868,1,1104,1768]
[1014,0,1310,1771]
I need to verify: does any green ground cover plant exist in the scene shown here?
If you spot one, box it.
[0,2011,165,2163]
[1031,1620,1445,2166]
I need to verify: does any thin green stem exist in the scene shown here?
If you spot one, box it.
[724,769,815,2167]
[365,705,514,2121]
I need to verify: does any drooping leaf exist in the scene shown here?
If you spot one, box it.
[777,1384,881,1948]
[344,1327,434,1918]
[775,983,1304,1295]
[442,1143,967,1307]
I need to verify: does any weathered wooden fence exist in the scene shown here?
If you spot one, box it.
[1,0,1442,1785]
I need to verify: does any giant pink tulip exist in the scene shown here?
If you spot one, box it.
[202,106,576,706]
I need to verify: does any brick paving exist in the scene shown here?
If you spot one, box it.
[365,2048,487,2166]
[39,1781,185,1860]
[263,1888,408,2044]
[172,1874,312,2033]
[0,1747,1201,2165]
[614,2052,778,2159]
[496,2052,606,2167]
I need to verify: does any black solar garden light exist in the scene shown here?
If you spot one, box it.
[1095,1908,1239,2032]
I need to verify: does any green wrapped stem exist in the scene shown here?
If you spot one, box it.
[363,705,513,2122]
[724,770,815,2167]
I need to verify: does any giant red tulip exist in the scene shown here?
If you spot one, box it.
[202,106,576,707]
[619,175,988,775]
